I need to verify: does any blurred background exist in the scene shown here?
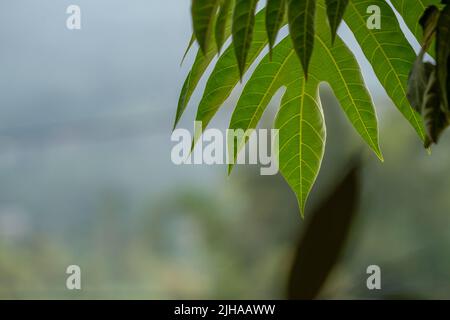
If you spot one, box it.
[0,0,449,299]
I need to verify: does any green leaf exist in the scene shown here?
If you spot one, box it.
[215,0,235,53]
[228,3,382,214]
[232,0,258,79]
[436,4,450,111]
[407,7,439,114]
[325,0,349,43]
[288,0,317,77]
[194,10,271,133]
[178,0,444,217]
[191,0,220,54]
[314,35,383,161]
[175,51,213,130]
[407,50,435,113]
[276,77,324,216]
[174,4,234,129]
[229,33,382,174]
[422,70,449,147]
[266,0,287,56]
[390,0,442,57]
[344,0,426,142]
[228,37,299,173]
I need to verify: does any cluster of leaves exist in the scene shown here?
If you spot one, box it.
[407,0,450,148]
[175,0,446,217]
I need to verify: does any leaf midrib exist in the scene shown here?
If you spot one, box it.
[315,35,380,157]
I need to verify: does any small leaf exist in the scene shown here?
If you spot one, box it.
[423,70,449,147]
[407,50,435,113]
[215,0,235,53]
[191,0,220,54]
[419,5,441,50]
[232,0,258,79]
[436,4,450,111]
[325,0,349,44]
[288,0,317,77]
[266,0,287,56]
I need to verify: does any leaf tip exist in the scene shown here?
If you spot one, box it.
[330,31,337,46]
[297,198,306,219]
[375,148,384,162]
[173,113,181,132]
[425,143,433,154]
[227,164,234,176]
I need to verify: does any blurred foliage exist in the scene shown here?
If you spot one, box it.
[0,88,449,299]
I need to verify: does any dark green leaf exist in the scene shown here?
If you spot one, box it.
[266,0,287,56]
[423,70,449,147]
[191,0,220,54]
[215,0,234,53]
[436,4,450,111]
[288,0,316,77]
[407,50,435,113]
[419,5,441,49]
[325,0,348,44]
[232,0,258,79]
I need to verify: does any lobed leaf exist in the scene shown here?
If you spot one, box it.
[229,2,381,214]
[229,31,382,173]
